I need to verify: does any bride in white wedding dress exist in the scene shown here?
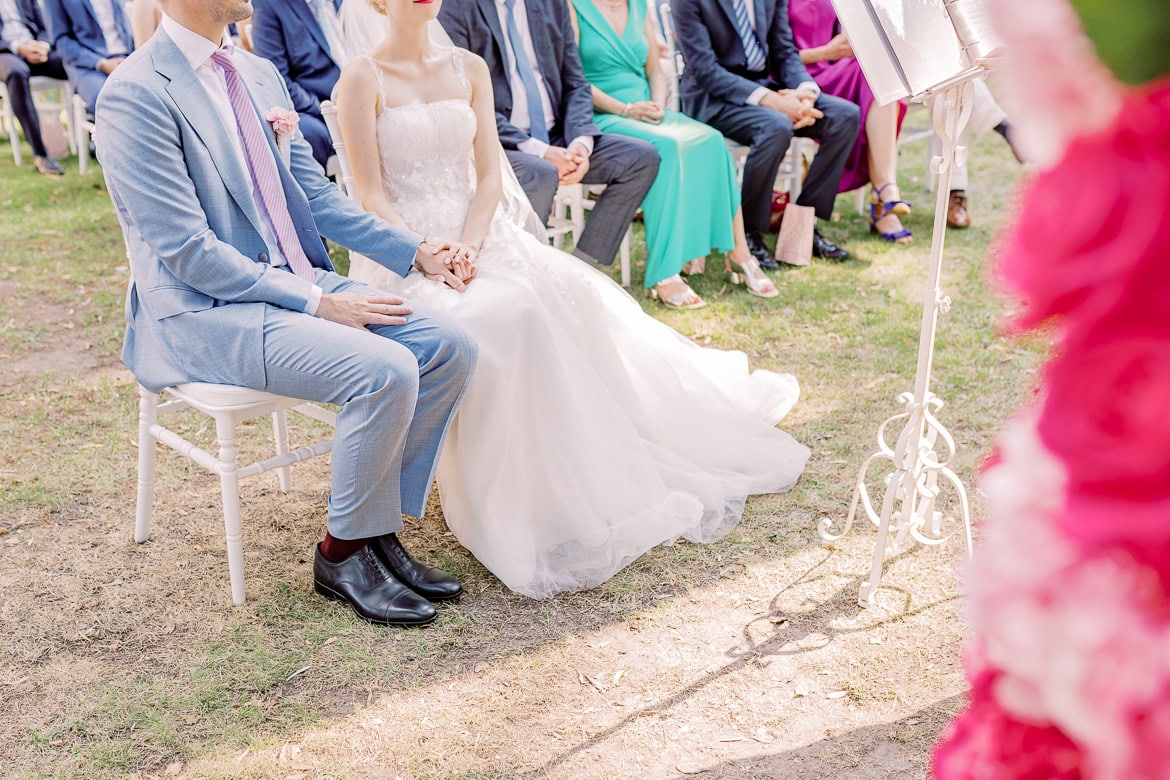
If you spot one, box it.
[334,0,810,599]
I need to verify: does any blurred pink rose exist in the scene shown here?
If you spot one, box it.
[934,661,1085,779]
[265,107,299,137]
[997,83,1170,331]
[1037,316,1170,502]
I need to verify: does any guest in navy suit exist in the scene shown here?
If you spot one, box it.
[439,0,660,267]
[251,0,346,167]
[43,0,133,115]
[672,0,859,265]
[1,0,68,174]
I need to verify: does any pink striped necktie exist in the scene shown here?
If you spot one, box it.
[210,49,315,283]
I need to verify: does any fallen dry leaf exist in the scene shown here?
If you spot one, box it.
[163,762,183,776]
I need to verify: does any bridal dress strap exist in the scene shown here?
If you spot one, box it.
[451,48,472,102]
[358,54,387,106]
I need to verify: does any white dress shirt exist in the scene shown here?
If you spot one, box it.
[741,1,820,106]
[494,0,593,158]
[162,14,322,314]
[90,0,129,56]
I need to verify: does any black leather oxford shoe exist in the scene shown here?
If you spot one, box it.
[371,533,464,602]
[812,229,851,261]
[313,544,438,626]
[746,232,780,270]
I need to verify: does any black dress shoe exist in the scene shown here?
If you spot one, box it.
[746,232,780,270]
[371,533,463,602]
[34,155,65,176]
[812,229,851,261]
[313,544,437,626]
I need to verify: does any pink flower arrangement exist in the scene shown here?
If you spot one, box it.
[934,2,1170,778]
[265,107,299,138]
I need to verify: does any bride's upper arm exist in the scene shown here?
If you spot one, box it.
[334,63,383,202]
[466,53,502,161]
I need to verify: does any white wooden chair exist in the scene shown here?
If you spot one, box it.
[71,92,96,173]
[549,184,633,287]
[0,76,74,165]
[135,384,337,605]
[320,100,358,202]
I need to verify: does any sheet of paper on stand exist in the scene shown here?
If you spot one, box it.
[830,0,999,103]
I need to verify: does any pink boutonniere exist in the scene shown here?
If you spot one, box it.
[265,107,299,163]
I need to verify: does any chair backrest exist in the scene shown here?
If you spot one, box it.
[658,2,685,105]
[319,99,359,203]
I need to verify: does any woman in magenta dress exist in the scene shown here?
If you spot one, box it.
[788,0,911,243]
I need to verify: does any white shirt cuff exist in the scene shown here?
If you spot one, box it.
[568,136,594,157]
[518,137,549,157]
[798,81,822,99]
[304,284,323,316]
[747,87,770,106]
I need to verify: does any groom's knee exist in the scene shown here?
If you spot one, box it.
[507,152,559,224]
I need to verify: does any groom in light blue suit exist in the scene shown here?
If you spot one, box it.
[97,0,477,626]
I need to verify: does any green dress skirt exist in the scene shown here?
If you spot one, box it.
[572,0,742,288]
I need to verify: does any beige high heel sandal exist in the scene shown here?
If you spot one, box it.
[646,274,708,309]
[726,256,779,299]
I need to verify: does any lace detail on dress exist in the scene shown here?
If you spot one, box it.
[451,47,472,101]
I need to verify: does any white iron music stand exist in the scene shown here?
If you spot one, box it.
[819,74,980,607]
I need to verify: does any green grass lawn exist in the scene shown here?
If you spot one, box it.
[0,117,1043,779]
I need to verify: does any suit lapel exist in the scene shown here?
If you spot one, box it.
[110,0,133,50]
[78,0,101,33]
[523,0,553,85]
[290,0,333,64]
[476,0,507,63]
[153,34,266,238]
[753,0,769,48]
[713,0,739,35]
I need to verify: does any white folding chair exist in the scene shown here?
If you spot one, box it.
[72,92,96,173]
[0,76,74,165]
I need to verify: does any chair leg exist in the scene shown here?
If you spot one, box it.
[552,191,570,250]
[214,415,247,606]
[61,98,76,156]
[619,230,631,288]
[134,386,159,543]
[73,93,88,175]
[6,103,21,166]
[272,410,292,492]
[855,187,867,216]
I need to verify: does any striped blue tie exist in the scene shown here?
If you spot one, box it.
[503,0,550,144]
[732,0,767,73]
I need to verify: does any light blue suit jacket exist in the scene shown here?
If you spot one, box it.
[96,32,422,392]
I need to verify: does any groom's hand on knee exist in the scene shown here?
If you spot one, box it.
[316,292,413,330]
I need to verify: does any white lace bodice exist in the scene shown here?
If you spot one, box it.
[362,51,477,240]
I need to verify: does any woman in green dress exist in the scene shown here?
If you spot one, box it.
[570,0,777,308]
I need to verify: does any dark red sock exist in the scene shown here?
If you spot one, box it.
[320,532,371,563]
